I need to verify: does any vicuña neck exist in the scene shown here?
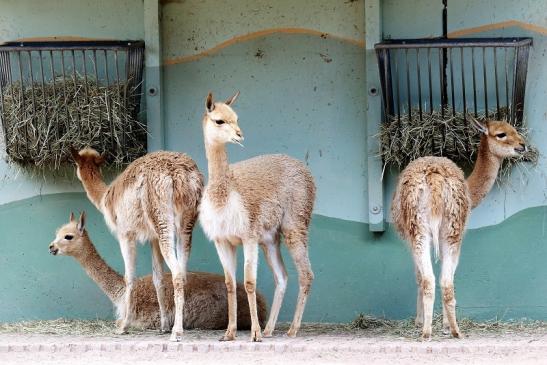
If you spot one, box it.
[80,167,108,210]
[205,142,231,185]
[466,135,501,209]
[74,236,125,302]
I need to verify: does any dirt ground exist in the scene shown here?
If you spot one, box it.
[1,321,547,365]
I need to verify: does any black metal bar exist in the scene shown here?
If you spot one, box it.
[114,50,123,150]
[513,45,530,125]
[438,49,445,118]
[449,47,455,117]
[482,47,488,118]
[460,47,467,118]
[471,47,478,117]
[17,51,29,155]
[71,50,81,134]
[405,49,411,120]
[0,40,145,52]
[103,49,115,151]
[7,52,17,155]
[60,50,70,129]
[427,48,433,114]
[504,48,510,120]
[0,54,5,149]
[375,37,532,49]
[394,50,401,123]
[510,46,519,124]
[27,52,37,122]
[493,47,500,119]
[416,48,423,121]
[37,51,48,151]
[82,50,89,104]
[91,49,104,151]
[48,50,60,142]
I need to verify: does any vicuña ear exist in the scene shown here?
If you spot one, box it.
[470,117,488,135]
[69,212,75,222]
[77,211,86,234]
[206,92,214,112]
[70,147,81,164]
[225,90,240,106]
[94,153,106,166]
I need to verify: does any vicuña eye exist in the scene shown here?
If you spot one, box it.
[215,120,225,125]
[496,133,507,138]
[64,235,74,240]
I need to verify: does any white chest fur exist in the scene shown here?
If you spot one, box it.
[199,189,249,242]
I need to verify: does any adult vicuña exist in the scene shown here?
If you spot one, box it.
[49,212,267,330]
[71,148,203,341]
[200,92,316,342]
[392,119,527,340]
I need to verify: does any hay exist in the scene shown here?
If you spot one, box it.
[349,313,547,337]
[0,319,116,336]
[1,76,147,169]
[378,109,539,181]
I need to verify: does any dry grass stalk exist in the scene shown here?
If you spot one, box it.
[1,76,146,169]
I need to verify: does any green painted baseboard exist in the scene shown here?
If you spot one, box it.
[0,193,546,323]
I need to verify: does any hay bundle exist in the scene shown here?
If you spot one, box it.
[1,76,146,169]
[378,109,538,180]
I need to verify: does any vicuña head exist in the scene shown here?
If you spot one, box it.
[49,212,88,257]
[70,147,106,180]
[203,91,244,147]
[471,118,527,158]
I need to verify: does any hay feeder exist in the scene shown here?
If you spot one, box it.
[0,40,146,169]
[374,36,535,171]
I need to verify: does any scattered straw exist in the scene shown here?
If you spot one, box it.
[1,76,147,169]
[0,319,116,336]
[377,108,539,182]
[349,313,547,338]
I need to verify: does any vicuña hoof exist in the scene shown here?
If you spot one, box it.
[286,327,299,338]
[421,332,432,342]
[169,331,183,342]
[452,330,463,339]
[263,329,274,338]
[115,328,129,335]
[251,328,262,342]
[219,329,236,341]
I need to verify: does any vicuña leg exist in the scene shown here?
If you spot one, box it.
[151,238,169,333]
[261,236,288,337]
[284,229,314,338]
[215,240,237,341]
[118,237,136,334]
[412,234,435,341]
[440,241,462,338]
[243,241,262,342]
[414,264,424,327]
[157,229,184,342]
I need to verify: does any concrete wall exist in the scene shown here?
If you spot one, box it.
[0,0,546,323]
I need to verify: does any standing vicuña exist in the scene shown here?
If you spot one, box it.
[200,92,316,342]
[392,119,527,340]
[71,148,203,341]
[49,212,267,330]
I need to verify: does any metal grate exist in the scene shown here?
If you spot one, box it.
[0,40,145,167]
[375,37,533,126]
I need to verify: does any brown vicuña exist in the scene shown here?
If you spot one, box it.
[49,212,267,330]
[392,119,527,340]
[199,92,316,342]
[71,148,203,341]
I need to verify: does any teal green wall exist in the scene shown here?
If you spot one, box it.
[2,193,547,322]
[0,0,546,323]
